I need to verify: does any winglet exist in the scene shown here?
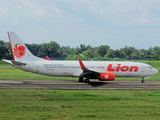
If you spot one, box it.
[46,56,50,61]
[78,58,87,70]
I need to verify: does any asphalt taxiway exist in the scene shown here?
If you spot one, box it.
[0,80,160,90]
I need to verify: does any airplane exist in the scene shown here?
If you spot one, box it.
[2,31,158,83]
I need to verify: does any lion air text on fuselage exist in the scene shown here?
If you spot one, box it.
[107,64,138,72]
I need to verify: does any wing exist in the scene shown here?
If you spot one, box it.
[78,58,100,77]
[78,58,115,81]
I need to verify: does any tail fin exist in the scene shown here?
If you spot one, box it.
[7,31,44,62]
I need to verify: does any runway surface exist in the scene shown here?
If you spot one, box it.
[0,80,160,90]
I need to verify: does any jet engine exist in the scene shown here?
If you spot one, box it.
[99,73,115,81]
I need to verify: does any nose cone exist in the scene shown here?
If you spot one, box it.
[153,69,158,75]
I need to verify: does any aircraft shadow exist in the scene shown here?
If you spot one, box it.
[88,82,110,87]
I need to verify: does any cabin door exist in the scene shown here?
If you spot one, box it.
[141,67,145,72]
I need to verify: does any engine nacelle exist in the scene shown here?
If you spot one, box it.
[99,73,115,81]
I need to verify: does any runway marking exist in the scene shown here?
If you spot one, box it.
[29,83,86,85]
[0,80,23,84]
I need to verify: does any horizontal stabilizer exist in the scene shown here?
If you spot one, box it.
[11,61,26,65]
[2,59,13,65]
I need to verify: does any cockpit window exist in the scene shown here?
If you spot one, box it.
[148,66,152,69]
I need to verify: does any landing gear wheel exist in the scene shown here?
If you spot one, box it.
[141,77,145,83]
[141,80,145,83]
[79,77,84,82]
[85,78,90,83]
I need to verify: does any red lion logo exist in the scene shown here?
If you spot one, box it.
[13,44,26,58]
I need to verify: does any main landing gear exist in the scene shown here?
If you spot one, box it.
[84,77,90,83]
[79,77,90,83]
[141,77,145,83]
[79,77,84,82]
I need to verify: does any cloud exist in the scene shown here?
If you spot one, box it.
[22,0,36,8]
[22,0,30,6]
[139,18,148,24]
[0,8,9,15]
[58,0,160,26]
[0,0,4,5]
[35,6,45,16]
[15,20,20,24]
[0,0,160,49]
[17,6,22,9]
[30,2,36,9]
[22,0,45,16]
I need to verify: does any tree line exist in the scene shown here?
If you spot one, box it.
[0,40,160,61]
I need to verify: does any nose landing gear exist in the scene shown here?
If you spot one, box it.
[141,77,145,83]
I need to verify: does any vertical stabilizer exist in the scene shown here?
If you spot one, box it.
[7,31,44,62]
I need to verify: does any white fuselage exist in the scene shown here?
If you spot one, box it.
[6,31,158,82]
[15,60,158,78]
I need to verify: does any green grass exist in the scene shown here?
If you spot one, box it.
[115,71,160,81]
[0,59,160,119]
[0,60,160,80]
[0,64,12,67]
[136,61,160,69]
[0,68,77,80]
[1,60,160,68]
[0,90,160,120]
[0,60,12,67]
[0,68,159,80]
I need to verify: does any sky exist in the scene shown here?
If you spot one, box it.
[0,0,160,49]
